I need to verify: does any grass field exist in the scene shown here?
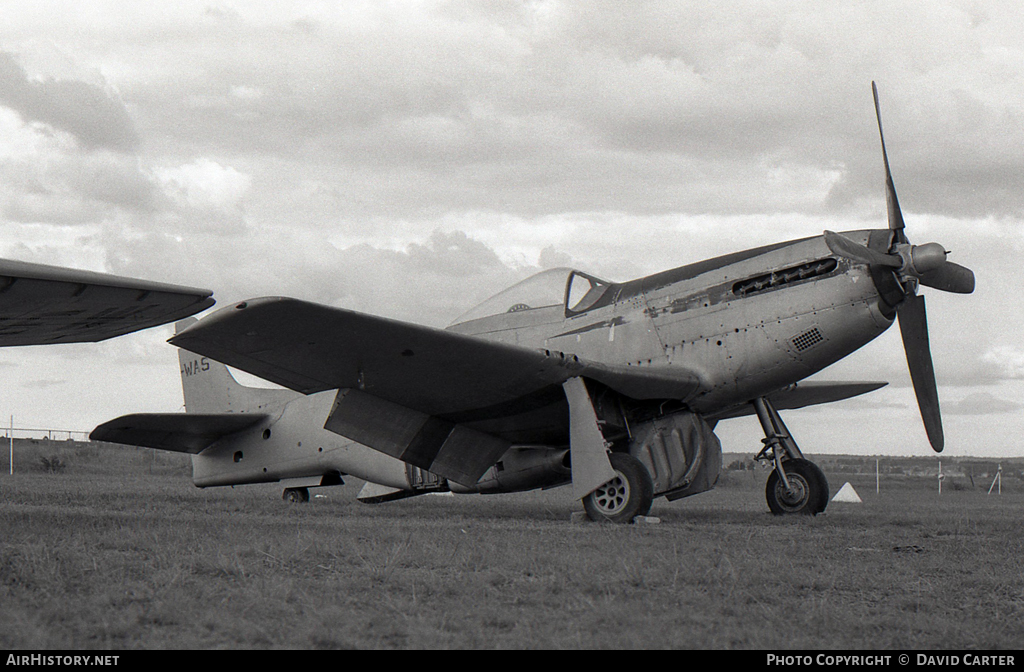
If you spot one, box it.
[2,442,1024,650]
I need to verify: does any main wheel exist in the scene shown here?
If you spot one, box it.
[582,452,654,524]
[765,458,829,515]
[283,487,310,503]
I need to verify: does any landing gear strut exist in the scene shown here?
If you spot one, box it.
[752,397,828,515]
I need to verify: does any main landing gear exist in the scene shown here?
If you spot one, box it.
[583,452,654,524]
[752,397,829,515]
[282,487,310,503]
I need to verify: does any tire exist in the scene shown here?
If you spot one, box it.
[765,459,829,515]
[283,487,310,503]
[582,452,654,524]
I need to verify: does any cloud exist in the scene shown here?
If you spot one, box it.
[98,225,535,327]
[0,144,160,225]
[0,51,139,153]
[72,2,1019,221]
[154,158,250,210]
[539,245,573,269]
[0,2,1020,445]
[21,378,68,390]
[978,346,1024,382]
[944,392,1023,416]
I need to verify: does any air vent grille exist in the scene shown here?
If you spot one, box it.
[792,327,824,352]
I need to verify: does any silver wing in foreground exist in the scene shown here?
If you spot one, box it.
[0,258,214,345]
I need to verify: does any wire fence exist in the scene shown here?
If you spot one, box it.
[1,427,91,442]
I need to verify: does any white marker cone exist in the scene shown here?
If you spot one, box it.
[831,482,862,503]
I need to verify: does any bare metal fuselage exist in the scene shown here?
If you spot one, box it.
[189,230,895,496]
[446,229,893,437]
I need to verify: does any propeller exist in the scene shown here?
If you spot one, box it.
[822,82,976,453]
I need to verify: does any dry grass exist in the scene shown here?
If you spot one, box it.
[2,443,1024,649]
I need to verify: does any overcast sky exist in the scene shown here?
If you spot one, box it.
[1,1,1021,461]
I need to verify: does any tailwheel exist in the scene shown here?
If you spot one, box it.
[283,487,310,503]
[765,459,829,515]
[583,452,654,524]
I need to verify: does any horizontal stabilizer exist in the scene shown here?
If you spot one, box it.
[709,381,887,420]
[90,412,268,453]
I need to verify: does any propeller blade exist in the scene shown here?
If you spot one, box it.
[872,82,908,243]
[824,230,901,268]
[918,261,976,294]
[896,293,944,452]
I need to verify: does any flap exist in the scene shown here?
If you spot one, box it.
[0,258,214,346]
[324,388,511,486]
[90,412,268,454]
[708,381,888,420]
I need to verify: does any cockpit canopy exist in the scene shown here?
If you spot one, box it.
[450,268,613,327]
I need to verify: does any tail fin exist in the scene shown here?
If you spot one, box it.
[175,317,299,414]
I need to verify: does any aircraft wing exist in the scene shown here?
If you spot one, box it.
[90,412,268,454]
[169,297,702,409]
[169,297,704,484]
[0,258,214,346]
[707,381,888,420]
